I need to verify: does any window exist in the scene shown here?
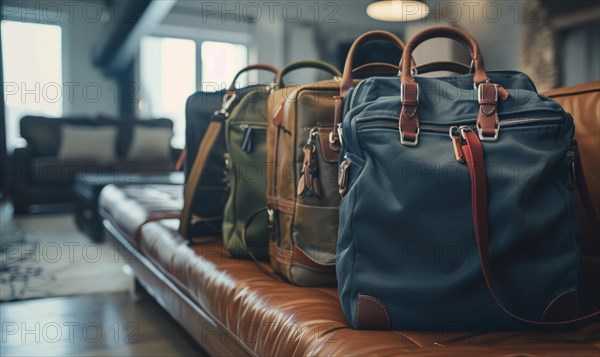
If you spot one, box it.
[139,37,196,149]
[139,36,248,148]
[201,41,249,90]
[2,21,62,151]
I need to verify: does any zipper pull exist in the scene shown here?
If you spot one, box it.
[223,153,232,189]
[567,146,577,191]
[297,129,322,199]
[449,126,465,164]
[338,156,352,197]
[240,125,254,153]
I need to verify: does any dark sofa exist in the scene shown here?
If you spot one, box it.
[9,115,179,214]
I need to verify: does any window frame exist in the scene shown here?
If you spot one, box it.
[136,24,251,149]
[137,24,252,94]
[1,7,68,150]
[2,7,68,113]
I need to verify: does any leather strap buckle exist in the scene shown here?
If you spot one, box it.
[478,82,498,102]
[400,82,419,104]
[399,127,419,146]
[399,82,420,146]
[477,83,499,141]
[476,123,499,141]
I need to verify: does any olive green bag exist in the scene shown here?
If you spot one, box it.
[222,65,279,259]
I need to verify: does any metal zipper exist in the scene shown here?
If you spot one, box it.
[338,80,369,148]
[239,124,266,153]
[349,80,368,110]
[356,114,564,132]
[239,124,267,130]
[338,155,352,198]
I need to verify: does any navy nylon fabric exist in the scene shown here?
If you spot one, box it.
[337,70,580,330]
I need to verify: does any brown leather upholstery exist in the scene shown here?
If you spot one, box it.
[99,184,183,247]
[138,219,600,356]
[544,81,600,217]
[544,81,600,313]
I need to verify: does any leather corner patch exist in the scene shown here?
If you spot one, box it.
[291,245,336,273]
[318,128,340,163]
[356,294,390,330]
[541,290,577,322]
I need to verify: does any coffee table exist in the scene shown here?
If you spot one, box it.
[73,172,184,241]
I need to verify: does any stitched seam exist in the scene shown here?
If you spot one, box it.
[356,294,362,326]
[541,290,577,321]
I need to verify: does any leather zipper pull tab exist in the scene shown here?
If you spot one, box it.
[298,128,322,199]
[297,144,314,198]
[449,126,465,164]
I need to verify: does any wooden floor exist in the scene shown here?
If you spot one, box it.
[0,292,207,357]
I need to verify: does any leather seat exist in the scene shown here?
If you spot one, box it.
[99,184,183,247]
[544,81,600,314]
[139,218,600,357]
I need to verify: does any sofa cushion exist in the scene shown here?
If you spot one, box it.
[99,185,183,247]
[126,126,173,162]
[101,117,174,158]
[58,125,118,163]
[139,219,600,357]
[20,116,107,157]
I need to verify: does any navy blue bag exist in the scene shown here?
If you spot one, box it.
[337,27,599,330]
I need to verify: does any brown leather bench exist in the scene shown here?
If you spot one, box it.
[99,184,183,247]
[100,184,600,356]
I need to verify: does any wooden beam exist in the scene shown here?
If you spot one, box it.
[93,0,177,75]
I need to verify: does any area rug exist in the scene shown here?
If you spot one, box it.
[0,213,131,301]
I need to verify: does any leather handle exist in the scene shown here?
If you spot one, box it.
[228,64,279,91]
[400,26,489,86]
[275,60,341,88]
[341,30,410,96]
[352,61,472,77]
[352,62,400,75]
[412,61,471,75]
[331,31,411,151]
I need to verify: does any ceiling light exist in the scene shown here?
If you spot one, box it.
[367,0,430,22]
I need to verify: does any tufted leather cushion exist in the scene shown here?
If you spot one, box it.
[544,81,600,314]
[99,185,183,247]
[139,219,600,357]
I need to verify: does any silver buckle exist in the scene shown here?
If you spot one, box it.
[337,124,344,147]
[399,127,419,146]
[477,83,499,141]
[328,131,337,145]
[476,123,499,141]
[477,83,498,103]
[400,82,419,104]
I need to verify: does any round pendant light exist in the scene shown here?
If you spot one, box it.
[367,0,430,22]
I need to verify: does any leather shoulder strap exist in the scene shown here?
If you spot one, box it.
[178,119,224,238]
[462,130,600,326]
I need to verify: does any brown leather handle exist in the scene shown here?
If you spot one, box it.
[352,61,472,77]
[352,62,400,75]
[228,64,279,91]
[412,61,471,75]
[275,60,341,88]
[400,26,489,86]
[341,30,411,96]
